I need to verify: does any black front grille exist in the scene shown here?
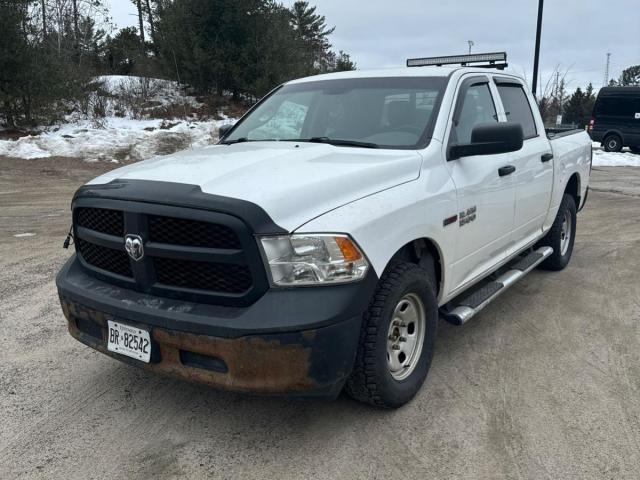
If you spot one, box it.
[155,257,252,293]
[73,202,266,306]
[77,239,133,278]
[76,208,124,237]
[148,215,240,249]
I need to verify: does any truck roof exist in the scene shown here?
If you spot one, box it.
[287,66,524,85]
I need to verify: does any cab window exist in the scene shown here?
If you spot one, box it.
[452,83,497,144]
[496,84,538,139]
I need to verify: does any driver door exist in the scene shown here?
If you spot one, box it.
[444,76,516,294]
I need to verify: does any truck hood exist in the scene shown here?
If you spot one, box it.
[87,142,422,231]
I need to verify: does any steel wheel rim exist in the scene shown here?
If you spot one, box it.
[386,293,426,381]
[608,139,617,150]
[560,210,572,256]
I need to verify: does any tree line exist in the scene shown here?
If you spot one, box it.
[537,64,640,129]
[0,0,355,128]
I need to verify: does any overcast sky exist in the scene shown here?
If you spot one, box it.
[109,0,639,92]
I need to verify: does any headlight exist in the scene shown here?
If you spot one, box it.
[260,234,369,286]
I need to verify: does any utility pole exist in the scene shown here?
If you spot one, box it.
[604,52,611,86]
[467,40,474,55]
[531,0,544,97]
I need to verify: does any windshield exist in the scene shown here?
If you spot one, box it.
[223,77,447,149]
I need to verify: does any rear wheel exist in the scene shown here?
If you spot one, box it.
[345,262,438,408]
[538,194,577,271]
[603,134,623,152]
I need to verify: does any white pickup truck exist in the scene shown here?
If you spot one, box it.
[56,54,592,408]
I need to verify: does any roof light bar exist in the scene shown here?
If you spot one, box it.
[407,52,508,69]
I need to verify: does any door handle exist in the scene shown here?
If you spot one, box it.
[498,165,516,177]
[541,153,554,162]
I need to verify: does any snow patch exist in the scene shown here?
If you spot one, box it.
[592,143,640,167]
[95,75,202,106]
[0,75,236,162]
[0,117,233,162]
[13,233,36,238]
[2,139,52,160]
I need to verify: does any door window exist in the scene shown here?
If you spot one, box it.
[497,84,538,139]
[452,83,497,144]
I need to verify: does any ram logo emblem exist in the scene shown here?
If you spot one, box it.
[125,234,145,261]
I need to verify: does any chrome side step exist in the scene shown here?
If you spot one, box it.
[441,246,553,326]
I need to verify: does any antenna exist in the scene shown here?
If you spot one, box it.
[604,52,611,86]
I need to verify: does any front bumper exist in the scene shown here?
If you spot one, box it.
[57,256,377,396]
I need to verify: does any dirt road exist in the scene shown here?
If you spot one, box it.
[1,157,640,479]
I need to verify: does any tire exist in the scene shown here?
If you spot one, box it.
[345,262,438,408]
[537,194,577,271]
[603,134,623,152]
[630,146,640,155]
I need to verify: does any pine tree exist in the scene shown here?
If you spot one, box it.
[562,83,597,128]
[290,1,335,74]
[563,87,584,127]
[583,83,596,123]
[334,51,356,71]
[619,65,640,86]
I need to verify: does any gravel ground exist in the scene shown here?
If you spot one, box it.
[1,157,640,479]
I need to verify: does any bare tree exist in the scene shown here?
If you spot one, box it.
[41,0,47,37]
[72,0,79,45]
[136,0,146,54]
[144,0,156,48]
[535,64,574,125]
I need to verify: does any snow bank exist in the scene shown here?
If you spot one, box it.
[0,74,237,162]
[94,75,203,109]
[0,118,232,162]
[592,142,640,167]
[593,149,640,167]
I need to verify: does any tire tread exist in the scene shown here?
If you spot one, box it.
[345,262,436,408]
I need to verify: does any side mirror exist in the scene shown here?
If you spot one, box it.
[449,123,524,160]
[218,123,234,138]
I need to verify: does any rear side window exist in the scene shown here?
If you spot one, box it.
[497,84,538,139]
[595,96,638,117]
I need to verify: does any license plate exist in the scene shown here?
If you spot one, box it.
[107,320,151,363]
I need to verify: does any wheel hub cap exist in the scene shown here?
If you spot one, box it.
[560,210,572,256]
[386,293,426,381]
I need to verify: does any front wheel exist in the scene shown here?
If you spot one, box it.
[538,194,577,271]
[345,262,438,408]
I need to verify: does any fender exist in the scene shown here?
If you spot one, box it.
[543,132,591,231]
[295,146,459,305]
[600,128,626,145]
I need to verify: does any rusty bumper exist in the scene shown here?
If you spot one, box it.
[56,257,376,397]
[61,296,361,396]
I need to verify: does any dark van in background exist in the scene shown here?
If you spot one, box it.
[589,86,640,153]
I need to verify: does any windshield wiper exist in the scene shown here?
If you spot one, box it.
[221,138,279,145]
[222,137,379,148]
[302,137,379,149]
